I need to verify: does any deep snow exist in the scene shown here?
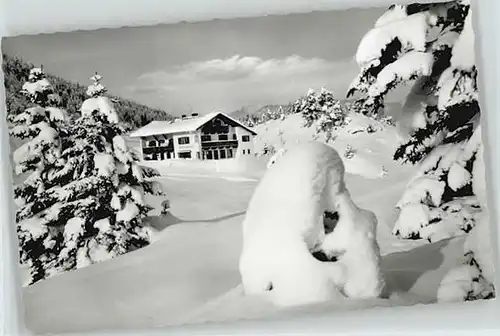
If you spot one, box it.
[21,164,464,334]
[20,112,469,334]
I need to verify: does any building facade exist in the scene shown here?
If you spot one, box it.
[129,112,257,161]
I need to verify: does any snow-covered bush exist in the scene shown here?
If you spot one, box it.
[366,124,377,133]
[344,145,356,160]
[261,143,277,156]
[348,1,482,241]
[293,88,348,142]
[380,115,396,126]
[160,200,171,216]
[12,71,165,285]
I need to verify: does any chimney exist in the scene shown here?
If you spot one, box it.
[191,113,199,117]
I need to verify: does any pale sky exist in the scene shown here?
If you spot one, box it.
[2,7,386,116]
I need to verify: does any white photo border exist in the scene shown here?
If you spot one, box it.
[1,0,499,335]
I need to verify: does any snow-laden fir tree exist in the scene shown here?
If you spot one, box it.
[347,1,482,242]
[51,73,165,275]
[12,72,165,285]
[293,88,349,142]
[9,66,69,284]
[437,136,495,301]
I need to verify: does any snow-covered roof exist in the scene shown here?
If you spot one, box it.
[128,111,257,138]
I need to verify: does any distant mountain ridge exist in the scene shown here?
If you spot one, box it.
[2,54,175,129]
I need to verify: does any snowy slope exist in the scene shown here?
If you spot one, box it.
[178,172,465,326]
[22,166,467,334]
[252,112,415,179]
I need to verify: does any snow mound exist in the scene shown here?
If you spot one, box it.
[239,142,347,307]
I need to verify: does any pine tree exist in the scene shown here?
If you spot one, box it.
[293,88,348,142]
[9,66,69,284]
[347,1,482,242]
[11,71,165,285]
[53,73,165,273]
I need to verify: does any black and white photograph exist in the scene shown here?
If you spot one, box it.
[1,0,496,334]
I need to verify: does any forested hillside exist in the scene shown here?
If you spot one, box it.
[2,54,174,129]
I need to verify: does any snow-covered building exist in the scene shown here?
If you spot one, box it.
[129,112,257,161]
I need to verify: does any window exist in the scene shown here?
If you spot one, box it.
[242,135,250,142]
[220,149,226,159]
[248,149,251,155]
[214,150,219,160]
[206,151,213,160]
[242,149,246,155]
[201,135,211,142]
[148,140,157,147]
[232,134,237,140]
[158,139,165,146]
[178,136,190,145]
[228,148,233,158]
[219,134,228,141]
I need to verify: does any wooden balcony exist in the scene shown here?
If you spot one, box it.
[201,134,238,142]
[201,140,238,150]
[142,146,173,155]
